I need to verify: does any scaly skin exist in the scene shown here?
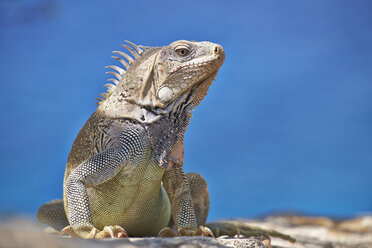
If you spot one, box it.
[37,40,295,244]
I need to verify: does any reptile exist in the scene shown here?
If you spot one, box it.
[37,40,295,243]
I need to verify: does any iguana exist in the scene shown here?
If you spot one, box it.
[37,40,295,243]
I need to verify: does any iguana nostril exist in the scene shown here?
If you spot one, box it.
[214,46,219,54]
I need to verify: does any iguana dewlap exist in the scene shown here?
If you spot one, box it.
[37,40,295,244]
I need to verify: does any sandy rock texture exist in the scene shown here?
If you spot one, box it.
[244,215,372,248]
[0,215,371,248]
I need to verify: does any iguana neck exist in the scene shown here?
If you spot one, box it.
[146,76,215,170]
[144,105,191,170]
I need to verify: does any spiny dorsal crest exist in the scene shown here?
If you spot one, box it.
[96,40,151,105]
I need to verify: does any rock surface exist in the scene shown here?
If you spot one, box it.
[0,215,371,248]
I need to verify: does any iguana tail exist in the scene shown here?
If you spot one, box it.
[205,221,296,243]
[37,199,69,232]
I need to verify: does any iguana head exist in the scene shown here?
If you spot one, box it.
[98,40,225,123]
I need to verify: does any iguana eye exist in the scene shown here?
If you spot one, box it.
[175,46,189,57]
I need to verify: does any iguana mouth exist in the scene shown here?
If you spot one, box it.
[169,59,221,76]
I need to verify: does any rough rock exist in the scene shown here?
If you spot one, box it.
[0,215,371,248]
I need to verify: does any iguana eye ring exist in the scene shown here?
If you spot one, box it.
[175,46,189,57]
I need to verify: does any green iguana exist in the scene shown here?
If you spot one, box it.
[37,40,295,243]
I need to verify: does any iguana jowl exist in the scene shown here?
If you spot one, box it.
[37,40,295,243]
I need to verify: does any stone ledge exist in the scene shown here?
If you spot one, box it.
[0,215,371,248]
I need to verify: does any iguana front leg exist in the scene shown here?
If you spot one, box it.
[160,164,213,237]
[62,147,130,239]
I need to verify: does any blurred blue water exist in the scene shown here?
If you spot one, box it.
[0,0,371,221]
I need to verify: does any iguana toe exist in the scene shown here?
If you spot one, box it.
[194,226,214,237]
[158,227,176,237]
[60,225,80,238]
[95,225,128,239]
[60,225,128,239]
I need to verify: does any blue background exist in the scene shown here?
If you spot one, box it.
[0,0,371,221]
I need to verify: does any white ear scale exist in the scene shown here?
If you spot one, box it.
[157,86,174,103]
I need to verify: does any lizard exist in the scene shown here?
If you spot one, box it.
[36,40,295,243]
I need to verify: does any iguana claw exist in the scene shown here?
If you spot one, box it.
[158,226,214,237]
[60,225,128,239]
[158,227,176,237]
[95,225,128,239]
[60,226,80,238]
[194,226,214,237]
